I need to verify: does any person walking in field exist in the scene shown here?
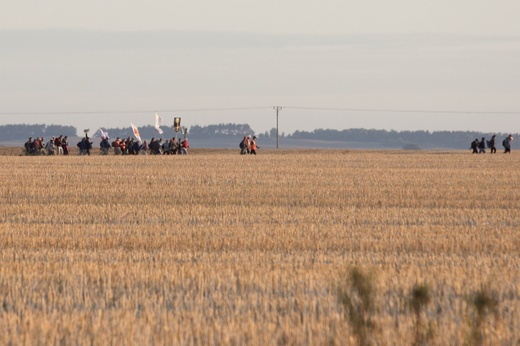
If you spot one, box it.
[46,137,56,155]
[113,137,122,155]
[503,134,513,153]
[100,136,111,155]
[168,139,176,154]
[62,136,69,155]
[245,135,251,154]
[250,136,259,155]
[77,138,89,155]
[162,139,170,155]
[478,137,486,154]
[488,135,497,154]
[240,136,248,155]
[120,138,127,155]
[33,138,42,155]
[54,135,63,155]
[166,139,175,154]
[141,140,148,155]
[149,138,161,155]
[180,138,189,155]
[24,137,33,155]
[129,140,142,155]
[470,138,479,154]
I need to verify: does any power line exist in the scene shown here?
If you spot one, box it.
[283,106,520,115]
[1,106,519,116]
[0,107,271,116]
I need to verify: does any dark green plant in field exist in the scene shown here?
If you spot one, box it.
[408,283,434,346]
[337,267,378,346]
[466,285,499,346]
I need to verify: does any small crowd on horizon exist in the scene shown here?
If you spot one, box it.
[239,136,260,155]
[23,136,71,156]
[100,136,189,155]
[239,135,259,155]
[23,135,190,156]
[22,134,515,155]
[470,134,513,154]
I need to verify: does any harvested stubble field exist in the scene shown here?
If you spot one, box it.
[0,148,518,345]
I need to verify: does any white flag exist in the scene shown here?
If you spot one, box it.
[130,123,142,142]
[99,128,109,139]
[155,113,164,134]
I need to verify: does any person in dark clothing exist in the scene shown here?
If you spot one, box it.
[478,137,486,154]
[503,135,513,154]
[54,136,63,155]
[488,135,497,154]
[100,137,111,155]
[86,136,93,156]
[24,137,33,155]
[130,140,142,155]
[78,138,89,155]
[149,138,161,155]
[470,139,479,154]
[62,136,69,155]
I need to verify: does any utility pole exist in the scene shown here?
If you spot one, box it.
[273,106,282,149]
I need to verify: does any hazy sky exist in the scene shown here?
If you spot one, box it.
[1,1,519,135]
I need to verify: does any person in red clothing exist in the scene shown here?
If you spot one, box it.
[181,138,189,155]
[112,137,122,155]
[250,136,258,155]
[120,139,127,155]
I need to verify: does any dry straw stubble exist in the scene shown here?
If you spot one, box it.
[0,149,518,345]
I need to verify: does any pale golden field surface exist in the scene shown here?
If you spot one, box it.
[0,149,518,345]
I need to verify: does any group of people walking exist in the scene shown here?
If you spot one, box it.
[470,134,513,154]
[239,135,259,155]
[23,133,515,155]
[24,136,72,155]
[23,135,189,156]
[101,136,189,155]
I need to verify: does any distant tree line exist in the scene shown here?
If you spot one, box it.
[0,124,76,141]
[285,128,518,149]
[102,124,518,149]
[2,123,517,149]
